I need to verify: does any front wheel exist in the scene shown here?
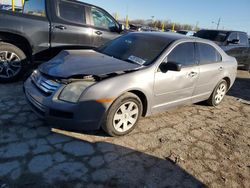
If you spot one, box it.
[102,92,142,137]
[207,80,228,106]
[0,42,27,82]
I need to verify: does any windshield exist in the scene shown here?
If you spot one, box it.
[96,33,171,65]
[195,30,228,42]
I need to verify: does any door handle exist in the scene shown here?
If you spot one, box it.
[188,72,198,77]
[95,31,103,36]
[55,25,67,30]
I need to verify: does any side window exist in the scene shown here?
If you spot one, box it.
[23,0,46,17]
[167,42,195,66]
[227,32,237,41]
[197,43,222,64]
[239,33,248,45]
[91,8,116,29]
[58,0,86,24]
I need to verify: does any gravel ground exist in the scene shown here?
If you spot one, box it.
[0,70,249,188]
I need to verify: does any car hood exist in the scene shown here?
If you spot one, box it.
[39,50,142,78]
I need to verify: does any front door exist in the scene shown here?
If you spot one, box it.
[153,42,199,113]
[50,0,92,48]
[88,7,121,47]
[237,32,250,67]
[224,32,249,66]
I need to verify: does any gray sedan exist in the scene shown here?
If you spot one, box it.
[24,32,237,136]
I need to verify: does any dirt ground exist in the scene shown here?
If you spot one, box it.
[0,70,249,188]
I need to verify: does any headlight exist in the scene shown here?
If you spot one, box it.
[59,82,94,103]
[31,69,41,82]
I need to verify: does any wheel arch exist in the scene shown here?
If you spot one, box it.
[222,77,231,91]
[0,32,32,60]
[127,90,148,117]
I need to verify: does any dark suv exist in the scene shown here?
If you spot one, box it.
[195,30,250,71]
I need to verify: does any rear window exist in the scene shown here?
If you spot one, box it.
[23,0,46,17]
[195,30,228,42]
[58,0,86,24]
[197,43,222,64]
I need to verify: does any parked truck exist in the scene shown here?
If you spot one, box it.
[0,0,124,82]
[195,30,250,72]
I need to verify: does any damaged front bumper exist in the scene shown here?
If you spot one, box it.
[23,77,107,131]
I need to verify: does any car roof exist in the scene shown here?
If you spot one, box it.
[178,30,194,32]
[198,29,247,34]
[131,32,191,41]
[65,0,110,13]
[125,32,218,47]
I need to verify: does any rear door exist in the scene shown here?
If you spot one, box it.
[224,32,239,56]
[87,6,121,47]
[192,42,224,103]
[22,0,50,55]
[153,42,199,112]
[50,0,92,48]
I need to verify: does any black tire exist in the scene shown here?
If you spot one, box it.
[207,79,228,106]
[0,42,27,82]
[102,92,142,137]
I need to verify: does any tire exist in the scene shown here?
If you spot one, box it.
[0,42,27,82]
[207,79,228,106]
[102,92,142,137]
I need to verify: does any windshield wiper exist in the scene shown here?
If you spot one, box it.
[123,59,142,65]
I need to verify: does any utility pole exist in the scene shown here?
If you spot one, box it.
[216,18,221,30]
[212,18,221,30]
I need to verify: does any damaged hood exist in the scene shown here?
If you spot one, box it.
[39,50,142,78]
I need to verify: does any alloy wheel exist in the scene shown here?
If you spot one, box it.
[0,51,22,78]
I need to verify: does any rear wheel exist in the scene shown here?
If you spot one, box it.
[207,79,228,106]
[102,93,142,137]
[0,42,27,82]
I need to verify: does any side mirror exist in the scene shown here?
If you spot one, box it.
[159,62,182,73]
[119,24,125,32]
[109,24,124,33]
[227,39,240,45]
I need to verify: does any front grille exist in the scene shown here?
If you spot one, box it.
[32,75,60,95]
